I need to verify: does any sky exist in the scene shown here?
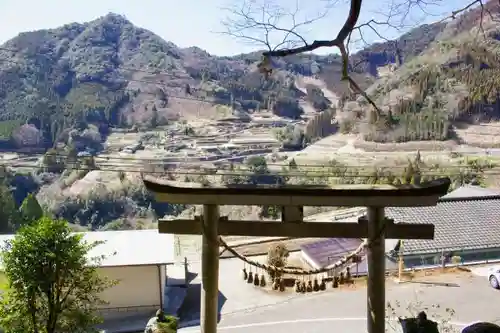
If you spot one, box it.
[0,0,478,56]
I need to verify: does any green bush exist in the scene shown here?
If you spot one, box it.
[156,316,178,333]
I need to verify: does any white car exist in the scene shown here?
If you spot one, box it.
[488,267,500,289]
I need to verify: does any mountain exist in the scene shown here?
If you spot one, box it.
[335,0,500,144]
[0,13,310,150]
[0,9,477,150]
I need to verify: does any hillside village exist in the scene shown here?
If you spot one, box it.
[2,0,500,332]
[0,2,500,232]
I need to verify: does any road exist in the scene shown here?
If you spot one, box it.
[179,274,500,333]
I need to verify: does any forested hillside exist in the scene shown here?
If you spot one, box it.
[326,0,500,143]
[0,11,450,151]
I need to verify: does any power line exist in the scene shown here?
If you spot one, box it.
[6,149,500,166]
[4,150,500,170]
[1,161,493,177]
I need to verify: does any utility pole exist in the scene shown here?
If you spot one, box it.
[398,240,404,281]
[184,256,189,288]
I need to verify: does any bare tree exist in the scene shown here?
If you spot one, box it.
[220,0,495,116]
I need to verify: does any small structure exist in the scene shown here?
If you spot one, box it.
[85,230,175,317]
[77,151,92,157]
[0,230,176,319]
[300,238,398,276]
[143,176,450,333]
[122,142,144,154]
[301,238,363,270]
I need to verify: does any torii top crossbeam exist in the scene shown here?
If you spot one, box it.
[143,176,451,207]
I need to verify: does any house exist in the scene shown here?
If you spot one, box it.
[385,186,500,268]
[77,151,92,158]
[0,230,177,319]
[300,185,500,272]
[122,142,144,154]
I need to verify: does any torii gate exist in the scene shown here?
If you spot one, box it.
[143,176,451,333]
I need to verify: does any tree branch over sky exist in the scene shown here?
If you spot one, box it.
[220,0,495,115]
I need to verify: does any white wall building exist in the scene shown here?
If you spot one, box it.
[0,229,176,319]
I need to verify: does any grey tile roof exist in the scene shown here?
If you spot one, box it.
[386,197,500,255]
[441,185,500,199]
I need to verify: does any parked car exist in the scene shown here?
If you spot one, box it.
[488,267,500,289]
[462,321,500,333]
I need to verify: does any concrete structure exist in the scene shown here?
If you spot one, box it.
[0,230,176,319]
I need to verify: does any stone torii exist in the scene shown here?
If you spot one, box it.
[143,176,451,333]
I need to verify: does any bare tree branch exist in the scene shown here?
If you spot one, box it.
[263,0,363,57]
[219,0,332,51]
[352,0,498,51]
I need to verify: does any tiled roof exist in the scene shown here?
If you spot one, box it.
[386,196,500,255]
[441,185,500,199]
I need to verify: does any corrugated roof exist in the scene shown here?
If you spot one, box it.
[0,230,175,268]
[386,197,500,255]
[301,238,363,268]
[300,238,399,273]
[441,185,500,199]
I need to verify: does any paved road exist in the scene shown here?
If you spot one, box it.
[470,264,500,277]
[180,274,500,333]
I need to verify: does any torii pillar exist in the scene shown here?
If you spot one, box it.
[143,177,450,333]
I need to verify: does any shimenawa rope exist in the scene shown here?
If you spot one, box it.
[200,215,386,276]
[218,236,367,275]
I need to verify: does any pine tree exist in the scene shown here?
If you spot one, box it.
[0,185,20,233]
[151,105,158,128]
